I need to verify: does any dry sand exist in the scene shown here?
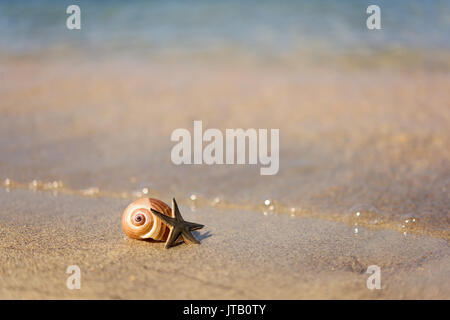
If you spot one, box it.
[0,188,448,299]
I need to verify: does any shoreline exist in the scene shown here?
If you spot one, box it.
[2,179,449,241]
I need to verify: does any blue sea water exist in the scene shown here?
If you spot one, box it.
[0,0,449,58]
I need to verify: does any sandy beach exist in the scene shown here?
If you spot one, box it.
[1,188,449,299]
[1,1,449,300]
[0,56,449,299]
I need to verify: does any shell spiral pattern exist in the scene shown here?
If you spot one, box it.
[122,198,172,241]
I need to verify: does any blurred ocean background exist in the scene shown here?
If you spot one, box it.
[0,1,449,236]
[0,0,449,67]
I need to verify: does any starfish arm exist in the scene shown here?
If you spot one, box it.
[172,198,184,222]
[181,229,200,245]
[151,208,176,226]
[185,221,204,231]
[165,227,181,249]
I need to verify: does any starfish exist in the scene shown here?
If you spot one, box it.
[151,198,204,249]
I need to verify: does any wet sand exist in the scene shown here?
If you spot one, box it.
[1,57,449,234]
[0,56,449,299]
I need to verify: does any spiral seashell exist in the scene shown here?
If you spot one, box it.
[122,198,173,241]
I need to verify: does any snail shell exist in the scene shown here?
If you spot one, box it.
[122,198,173,241]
